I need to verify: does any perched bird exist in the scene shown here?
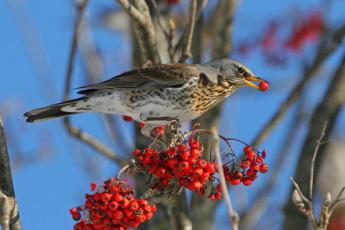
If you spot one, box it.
[24,58,268,133]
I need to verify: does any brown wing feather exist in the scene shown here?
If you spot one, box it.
[77,63,199,94]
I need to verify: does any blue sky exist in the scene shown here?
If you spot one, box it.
[1,0,345,229]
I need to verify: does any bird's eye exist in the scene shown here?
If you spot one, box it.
[243,71,250,77]
[237,67,244,74]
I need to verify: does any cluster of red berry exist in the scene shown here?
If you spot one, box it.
[285,11,324,51]
[132,137,221,197]
[223,146,268,186]
[70,179,157,230]
[132,136,268,201]
[235,10,324,66]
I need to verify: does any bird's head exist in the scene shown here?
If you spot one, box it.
[208,58,269,91]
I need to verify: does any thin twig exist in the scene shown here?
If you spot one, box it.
[211,127,239,230]
[289,177,311,205]
[330,186,345,210]
[309,122,327,200]
[175,0,197,63]
[62,0,124,166]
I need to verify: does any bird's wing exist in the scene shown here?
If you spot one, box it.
[77,63,201,94]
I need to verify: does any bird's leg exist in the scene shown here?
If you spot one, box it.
[145,117,182,146]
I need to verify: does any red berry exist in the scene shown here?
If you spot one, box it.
[90,183,97,191]
[215,191,222,200]
[179,161,190,171]
[155,167,167,178]
[108,201,119,211]
[205,162,216,174]
[193,168,204,177]
[113,193,123,202]
[216,184,222,192]
[138,199,148,206]
[146,212,154,220]
[259,80,269,92]
[262,149,267,158]
[167,158,178,169]
[113,210,124,220]
[122,115,133,122]
[200,171,210,181]
[242,178,252,186]
[154,126,165,136]
[190,149,201,158]
[180,151,190,160]
[191,181,203,190]
[197,159,207,168]
[243,146,252,153]
[260,163,268,173]
[208,194,216,200]
[101,192,112,203]
[247,151,256,161]
[124,209,133,217]
[189,138,200,149]
[230,178,241,185]
[130,201,139,211]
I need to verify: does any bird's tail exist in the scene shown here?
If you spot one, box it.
[24,98,84,123]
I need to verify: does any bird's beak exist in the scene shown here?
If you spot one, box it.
[243,75,265,90]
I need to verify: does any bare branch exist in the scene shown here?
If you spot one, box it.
[116,0,161,64]
[63,121,125,165]
[309,122,328,200]
[330,187,345,210]
[62,0,124,165]
[175,0,197,63]
[115,0,146,26]
[212,127,239,230]
[289,123,345,230]
[0,118,21,230]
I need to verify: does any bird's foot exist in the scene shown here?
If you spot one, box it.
[143,117,182,146]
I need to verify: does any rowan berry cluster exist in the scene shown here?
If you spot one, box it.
[132,135,268,201]
[224,146,268,186]
[132,137,221,197]
[70,179,157,230]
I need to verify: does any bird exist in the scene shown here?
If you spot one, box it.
[24,58,268,135]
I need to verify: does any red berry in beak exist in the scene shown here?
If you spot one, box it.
[259,80,269,92]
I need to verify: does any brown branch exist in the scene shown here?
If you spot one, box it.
[288,125,334,230]
[116,0,146,26]
[62,0,124,166]
[212,128,239,230]
[0,118,21,230]
[116,0,161,64]
[175,0,197,63]
[252,24,345,147]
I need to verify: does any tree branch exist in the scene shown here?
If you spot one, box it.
[0,118,21,230]
[212,128,239,230]
[309,122,327,200]
[62,0,125,166]
[116,0,161,64]
[175,0,197,63]
[288,124,343,230]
